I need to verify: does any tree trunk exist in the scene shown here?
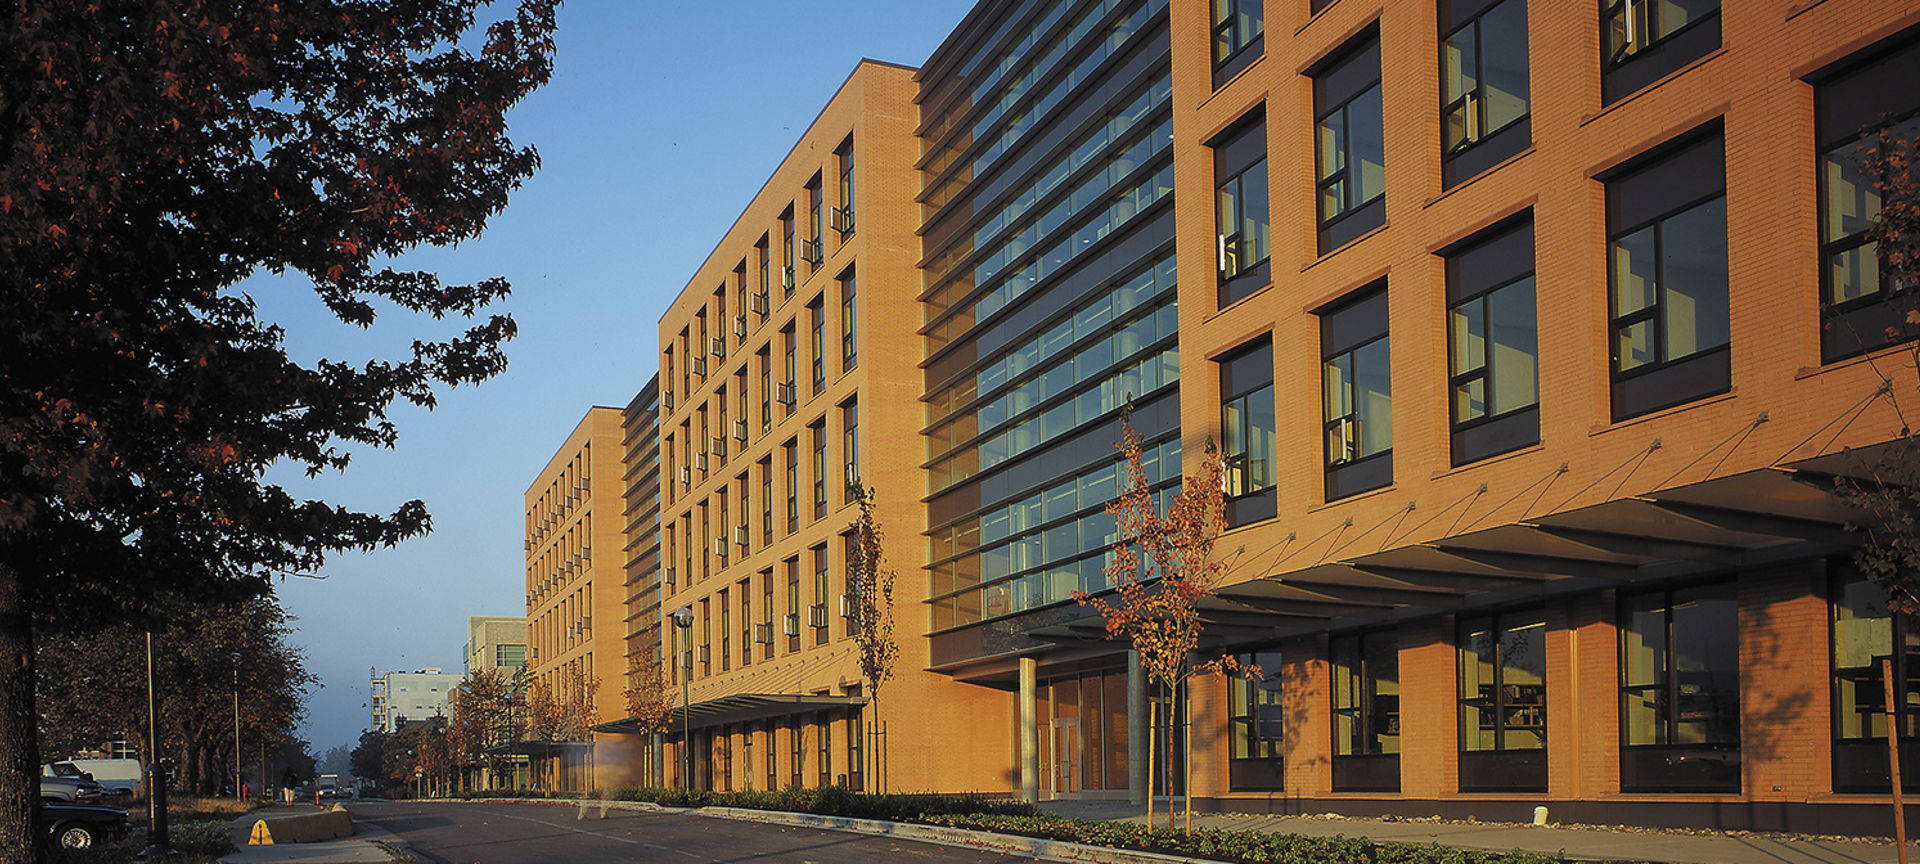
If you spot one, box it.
[0,563,43,864]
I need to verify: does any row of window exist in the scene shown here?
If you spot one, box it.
[675,708,866,793]
[1229,570,1909,794]
[671,536,862,682]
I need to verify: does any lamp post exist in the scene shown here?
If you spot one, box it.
[669,606,694,790]
[143,631,173,859]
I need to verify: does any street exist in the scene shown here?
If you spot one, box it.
[348,801,1042,864]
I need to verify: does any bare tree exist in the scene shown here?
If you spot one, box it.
[846,482,898,792]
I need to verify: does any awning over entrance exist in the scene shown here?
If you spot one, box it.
[593,693,867,736]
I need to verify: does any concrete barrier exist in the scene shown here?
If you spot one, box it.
[246,809,355,845]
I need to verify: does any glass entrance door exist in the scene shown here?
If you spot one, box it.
[1052,718,1081,797]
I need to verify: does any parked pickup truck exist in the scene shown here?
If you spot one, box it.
[37,777,107,804]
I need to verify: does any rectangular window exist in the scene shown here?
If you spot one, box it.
[1331,630,1399,791]
[760,570,773,661]
[789,718,805,788]
[756,236,772,313]
[783,439,798,534]
[699,502,710,581]
[1813,35,1920,362]
[1320,285,1392,500]
[781,323,797,415]
[812,544,829,645]
[781,208,796,298]
[817,713,832,787]
[805,174,824,273]
[841,398,859,503]
[1227,649,1285,791]
[758,457,774,545]
[733,262,748,336]
[1601,0,1720,105]
[808,297,826,394]
[757,348,772,432]
[1220,337,1275,527]
[810,419,827,520]
[1212,0,1264,86]
[700,599,711,676]
[1831,571,1920,791]
[1619,581,1740,792]
[764,721,777,791]
[840,270,858,372]
[1458,609,1547,792]
[719,588,730,672]
[1605,129,1729,421]
[739,579,752,667]
[1312,32,1386,255]
[1440,0,1530,187]
[1214,113,1270,307]
[716,490,729,564]
[785,557,801,653]
[847,707,864,791]
[835,138,856,239]
[1445,215,1539,464]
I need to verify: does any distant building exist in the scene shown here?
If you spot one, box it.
[464,616,529,677]
[369,668,461,734]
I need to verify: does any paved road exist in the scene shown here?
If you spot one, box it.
[349,801,1041,864]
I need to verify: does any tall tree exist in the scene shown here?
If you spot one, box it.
[623,648,674,786]
[0,1,556,857]
[1074,417,1228,831]
[845,482,897,792]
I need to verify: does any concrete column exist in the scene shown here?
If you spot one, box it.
[1019,656,1038,803]
[1128,649,1148,806]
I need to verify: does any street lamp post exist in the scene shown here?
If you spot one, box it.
[143,631,173,859]
[669,606,694,791]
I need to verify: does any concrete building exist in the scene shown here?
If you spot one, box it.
[544,0,1920,833]
[523,406,631,790]
[369,668,461,734]
[464,616,528,677]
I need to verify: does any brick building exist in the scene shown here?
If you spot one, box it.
[543,0,1920,833]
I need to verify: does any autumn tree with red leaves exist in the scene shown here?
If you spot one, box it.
[0,1,556,857]
[1074,417,1228,831]
[847,481,898,792]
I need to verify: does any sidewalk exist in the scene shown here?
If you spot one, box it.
[1040,800,1919,864]
[215,803,402,864]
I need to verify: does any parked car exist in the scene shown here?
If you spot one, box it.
[37,776,107,804]
[44,758,142,797]
[39,802,131,850]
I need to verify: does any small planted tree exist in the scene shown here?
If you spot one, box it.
[1074,416,1228,831]
[623,648,676,786]
[846,482,898,792]
[449,668,516,791]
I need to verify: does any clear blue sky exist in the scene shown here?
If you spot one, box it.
[256,1,977,756]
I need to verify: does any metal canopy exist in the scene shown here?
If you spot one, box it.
[594,693,867,736]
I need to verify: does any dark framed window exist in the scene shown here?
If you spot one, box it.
[1813,34,1920,363]
[1459,609,1546,792]
[757,347,772,432]
[1440,0,1530,187]
[810,419,827,520]
[1605,129,1729,421]
[700,599,711,676]
[1214,112,1271,307]
[812,544,829,645]
[1600,0,1719,105]
[1831,572,1920,791]
[847,706,864,791]
[760,569,774,661]
[756,236,772,313]
[1444,215,1538,464]
[785,557,801,653]
[840,269,858,372]
[817,713,833,787]
[1228,649,1285,791]
[1212,0,1264,86]
[783,439,798,533]
[835,137,856,241]
[1312,31,1386,255]
[758,457,773,544]
[1219,337,1275,527]
[781,323,797,416]
[808,297,826,395]
[719,588,730,672]
[805,174,824,275]
[781,207,796,298]
[1320,284,1392,500]
[1331,630,1399,791]
[789,718,805,788]
[842,398,860,503]
[739,580,752,667]
[1619,581,1740,792]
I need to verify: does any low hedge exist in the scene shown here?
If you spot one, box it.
[921,814,1602,864]
[606,785,1039,821]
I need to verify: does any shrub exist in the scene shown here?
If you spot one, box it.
[921,814,1589,864]
[169,820,235,857]
[606,786,1036,821]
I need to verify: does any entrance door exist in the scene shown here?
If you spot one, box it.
[1052,718,1080,797]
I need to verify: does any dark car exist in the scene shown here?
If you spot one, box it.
[39,802,130,850]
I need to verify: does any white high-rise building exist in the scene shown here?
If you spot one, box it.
[369,668,461,734]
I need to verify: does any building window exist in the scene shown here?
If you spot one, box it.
[1601,0,1719,105]
[1214,112,1270,307]
[1831,572,1920,791]
[1320,285,1392,501]
[1212,0,1263,86]
[757,347,771,432]
[1444,215,1539,465]
[699,599,711,676]
[1605,128,1729,421]
[1312,31,1385,255]
[1813,35,1920,362]
[808,297,826,395]
[810,419,827,520]
[1458,609,1546,792]
[1331,630,1399,792]
[1440,0,1529,187]
[1227,649,1285,791]
[785,557,800,653]
[812,544,829,645]
[1219,337,1275,528]
[835,138,856,240]
[781,208,796,298]
[739,579,753,667]
[719,588,730,672]
[764,721,778,791]
[840,269,858,372]
[781,324,797,416]
[756,236,772,313]
[789,719,805,788]
[841,398,859,503]
[817,713,833,788]
[758,457,773,544]
[805,174,824,275]
[783,439,798,533]
[699,502,710,581]
[760,570,774,661]
[1619,581,1740,792]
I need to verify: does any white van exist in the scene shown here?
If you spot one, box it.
[43,759,142,797]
